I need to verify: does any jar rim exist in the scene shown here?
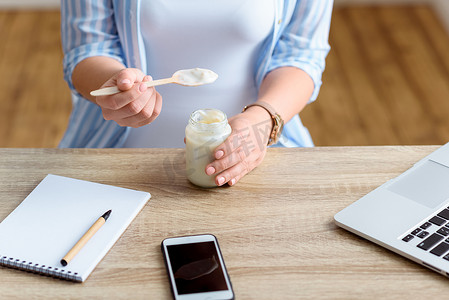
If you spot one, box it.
[188,109,228,129]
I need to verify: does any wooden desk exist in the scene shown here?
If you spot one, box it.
[1,146,448,299]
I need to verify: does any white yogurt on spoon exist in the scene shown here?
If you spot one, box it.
[174,68,218,86]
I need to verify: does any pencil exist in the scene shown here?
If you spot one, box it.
[61,210,112,266]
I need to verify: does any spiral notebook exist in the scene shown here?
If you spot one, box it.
[0,174,151,282]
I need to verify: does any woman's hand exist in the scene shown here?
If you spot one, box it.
[205,106,273,186]
[95,68,162,127]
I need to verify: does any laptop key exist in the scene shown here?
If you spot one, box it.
[411,228,422,235]
[429,216,446,226]
[443,253,449,261]
[430,242,449,256]
[437,227,449,236]
[402,234,414,242]
[438,209,449,220]
[417,233,444,250]
[417,231,429,238]
[421,222,432,229]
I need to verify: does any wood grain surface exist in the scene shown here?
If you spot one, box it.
[1,146,449,299]
[301,5,449,146]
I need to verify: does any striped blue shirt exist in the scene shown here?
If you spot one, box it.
[59,0,333,148]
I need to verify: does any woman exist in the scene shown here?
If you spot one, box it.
[60,0,333,186]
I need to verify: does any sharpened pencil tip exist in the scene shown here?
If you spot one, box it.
[102,210,112,221]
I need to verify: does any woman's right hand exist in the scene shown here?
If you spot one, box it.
[95,68,163,128]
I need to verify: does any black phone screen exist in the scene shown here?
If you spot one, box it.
[166,241,228,295]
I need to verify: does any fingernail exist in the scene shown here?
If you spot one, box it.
[120,79,131,84]
[217,177,225,186]
[215,150,224,159]
[206,166,215,175]
[230,178,236,186]
[139,82,147,92]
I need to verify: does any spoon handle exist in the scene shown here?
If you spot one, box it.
[90,77,175,96]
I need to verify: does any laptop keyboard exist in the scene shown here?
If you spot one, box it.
[402,208,449,260]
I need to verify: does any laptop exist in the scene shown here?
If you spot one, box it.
[334,142,449,277]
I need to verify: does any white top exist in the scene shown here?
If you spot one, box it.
[123,0,274,148]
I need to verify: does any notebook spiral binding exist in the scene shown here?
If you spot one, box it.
[0,255,81,282]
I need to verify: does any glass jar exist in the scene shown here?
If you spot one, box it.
[185,109,232,188]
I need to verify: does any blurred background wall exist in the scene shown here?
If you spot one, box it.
[0,0,448,147]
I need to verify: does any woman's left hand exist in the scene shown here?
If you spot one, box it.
[205,106,272,186]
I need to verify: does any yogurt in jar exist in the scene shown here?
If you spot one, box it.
[185,109,231,188]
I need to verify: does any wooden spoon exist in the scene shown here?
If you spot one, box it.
[90,68,218,97]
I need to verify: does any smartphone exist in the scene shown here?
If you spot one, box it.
[161,234,234,300]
